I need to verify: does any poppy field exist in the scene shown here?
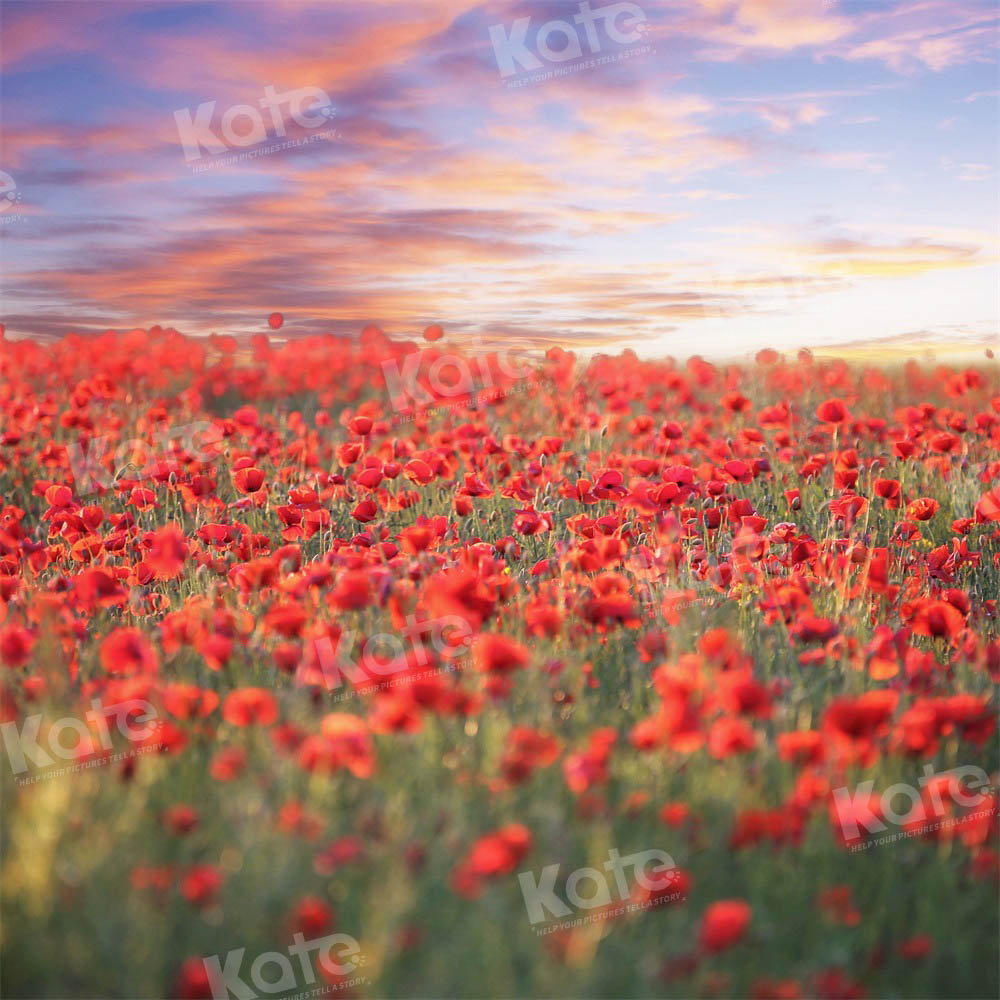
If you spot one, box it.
[0,326,997,1000]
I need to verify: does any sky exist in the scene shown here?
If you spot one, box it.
[0,0,997,359]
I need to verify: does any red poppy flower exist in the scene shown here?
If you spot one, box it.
[422,569,496,629]
[699,900,752,951]
[513,506,552,535]
[180,865,223,906]
[100,627,159,675]
[473,633,530,673]
[563,728,617,794]
[908,598,965,640]
[128,487,158,510]
[823,690,898,764]
[222,688,278,727]
[210,747,247,781]
[451,823,533,898]
[352,499,378,522]
[291,896,334,937]
[975,487,1000,522]
[897,935,933,960]
[162,804,199,835]
[329,570,372,611]
[399,524,433,554]
[163,684,219,720]
[906,497,940,521]
[314,835,366,874]
[816,398,850,424]
[44,484,74,509]
[175,958,214,999]
[0,625,34,668]
[403,459,435,486]
[501,727,559,783]
[264,601,308,638]
[147,523,188,579]
[707,717,757,758]
[297,713,375,779]
[873,478,901,508]
[791,616,838,643]
[777,730,823,767]
[233,467,267,495]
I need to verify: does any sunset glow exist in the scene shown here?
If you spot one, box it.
[1,0,997,356]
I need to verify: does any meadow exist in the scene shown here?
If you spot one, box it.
[0,326,997,999]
